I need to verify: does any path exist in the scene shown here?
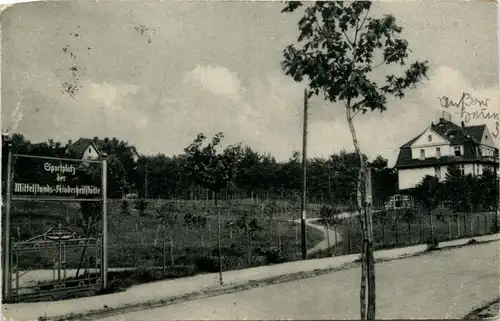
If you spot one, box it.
[290,218,341,255]
[97,241,499,320]
[290,212,357,255]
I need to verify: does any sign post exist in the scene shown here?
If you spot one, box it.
[101,156,108,289]
[3,141,13,301]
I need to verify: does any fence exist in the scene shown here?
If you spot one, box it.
[314,211,498,257]
[7,198,499,300]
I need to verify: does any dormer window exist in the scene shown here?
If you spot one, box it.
[427,135,432,142]
[454,146,461,156]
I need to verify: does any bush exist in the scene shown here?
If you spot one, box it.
[426,237,439,251]
[120,200,129,215]
[401,208,418,222]
[264,247,287,264]
[195,256,219,272]
[135,199,148,216]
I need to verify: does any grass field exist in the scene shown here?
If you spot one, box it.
[9,198,325,271]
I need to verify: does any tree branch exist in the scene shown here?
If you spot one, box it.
[349,109,362,120]
[343,31,354,49]
[352,99,367,110]
[371,50,398,70]
[356,6,370,33]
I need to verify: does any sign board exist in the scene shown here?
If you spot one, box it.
[3,152,108,302]
[12,155,103,201]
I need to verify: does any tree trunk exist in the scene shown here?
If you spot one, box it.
[346,106,373,320]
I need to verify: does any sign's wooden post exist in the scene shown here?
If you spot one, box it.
[3,139,13,301]
[102,156,108,289]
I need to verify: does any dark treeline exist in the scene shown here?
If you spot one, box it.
[2,133,397,205]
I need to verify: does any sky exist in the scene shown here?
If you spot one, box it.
[1,0,499,166]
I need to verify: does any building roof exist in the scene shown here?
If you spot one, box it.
[395,119,497,169]
[67,137,140,160]
[398,119,486,149]
[66,138,102,158]
[430,119,481,145]
[462,124,486,142]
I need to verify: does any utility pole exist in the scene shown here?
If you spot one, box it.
[144,159,148,199]
[301,89,308,260]
[495,163,499,233]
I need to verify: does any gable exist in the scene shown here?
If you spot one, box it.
[67,138,102,158]
[411,127,450,147]
[480,126,496,148]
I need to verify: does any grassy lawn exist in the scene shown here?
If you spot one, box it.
[10,199,325,271]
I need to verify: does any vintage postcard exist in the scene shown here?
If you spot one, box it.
[1,0,499,320]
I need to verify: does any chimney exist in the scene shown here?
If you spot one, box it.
[439,117,445,124]
[461,121,465,128]
[68,139,73,145]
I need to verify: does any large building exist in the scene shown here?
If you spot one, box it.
[395,117,499,191]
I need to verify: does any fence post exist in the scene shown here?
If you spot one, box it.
[457,216,461,237]
[407,221,411,245]
[382,221,386,247]
[278,222,282,253]
[395,218,400,245]
[334,224,338,256]
[419,218,423,244]
[325,221,331,256]
[169,235,174,271]
[347,221,352,253]
[469,214,473,237]
[484,214,488,235]
[476,215,480,236]
[448,217,452,240]
[295,223,299,247]
[163,237,166,276]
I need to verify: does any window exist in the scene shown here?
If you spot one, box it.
[460,164,465,175]
[436,147,441,158]
[485,135,488,140]
[420,149,425,159]
[428,135,432,142]
[454,146,461,156]
[88,148,92,153]
[435,166,441,179]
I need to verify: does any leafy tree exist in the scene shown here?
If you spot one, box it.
[412,175,442,243]
[183,132,242,285]
[319,204,342,226]
[234,146,265,195]
[412,175,442,215]
[280,2,429,319]
[480,169,498,213]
